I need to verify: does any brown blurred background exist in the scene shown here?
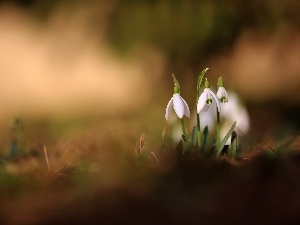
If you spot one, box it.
[1,2,300,224]
[0,0,299,140]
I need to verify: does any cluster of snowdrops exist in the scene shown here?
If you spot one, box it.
[164,68,237,158]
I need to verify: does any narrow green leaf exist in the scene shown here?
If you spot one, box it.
[215,121,237,158]
[181,134,188,143]
[197,68,209,99]
[229,131,237,158]
[192,126,198,147]
[201,126,209,152]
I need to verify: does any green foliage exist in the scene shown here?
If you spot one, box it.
[201,125,209,152]
[215,121,237,158]
[229,131,237,158]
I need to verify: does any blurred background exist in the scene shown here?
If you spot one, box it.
[0,0,300,149]
[1,2,300,223]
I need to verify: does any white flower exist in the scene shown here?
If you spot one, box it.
[197,88,220,113]
[221,92,250,135]
[190,91,250,141]
[217,87,228,103]
[165,93,190,120]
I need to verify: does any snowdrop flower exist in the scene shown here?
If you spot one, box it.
[217,76,228,103]
[220,92,250,135]
[190,91,249,135]
[163,74,190,142]
[197,78,220,113]
[165,93,190,120]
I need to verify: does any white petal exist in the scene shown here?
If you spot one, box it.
[210,90,221,112]
[200,103,216,130]
[165,97,173,120]
[207,90,212,102]
[197,89,208,113]
[173,93,185,118]
[217,87,224,100]
[180,96,190,118]
[203,104,209,112]
[224,89,228,101]
[217,87,228,102]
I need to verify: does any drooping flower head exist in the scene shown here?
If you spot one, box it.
[217,76,228,103]
[165,75,190,120]
[197,78,220,113]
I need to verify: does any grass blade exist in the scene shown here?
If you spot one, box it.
[229,131,237,158]
[201,126,209,152]
[192,126,198,147]
[215,121,237,158]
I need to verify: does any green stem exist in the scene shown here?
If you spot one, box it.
[197,113,201,149]
[216,108,221,149]
[195,68,209,149]
[196,69,207,150]
[181,118,187,142]
[161,120,168,156]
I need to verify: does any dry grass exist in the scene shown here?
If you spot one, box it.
[0,115,299,225]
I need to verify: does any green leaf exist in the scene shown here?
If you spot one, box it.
[181,134,188,143]
[215,121,237,158]
[201,125,209,152]
[197,68,209,99]
[229,131,237,158]
[192,126,198,147]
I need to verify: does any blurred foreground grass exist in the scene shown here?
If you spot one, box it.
[0,113,299,225]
